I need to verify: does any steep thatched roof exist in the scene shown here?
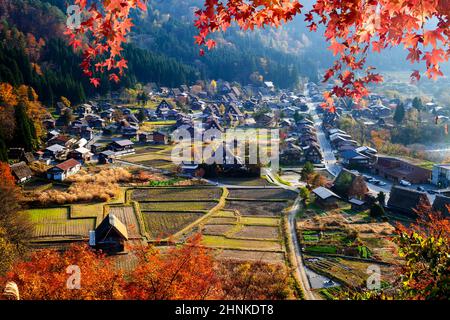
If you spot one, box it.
[432,195,450,217]
[387,186,430,215]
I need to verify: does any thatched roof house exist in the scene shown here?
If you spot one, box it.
[387,186,430,215]
[432,195,450,217]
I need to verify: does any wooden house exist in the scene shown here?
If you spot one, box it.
[387,186,430,215]
[91,214,128,253]
[47,159,81,181]
[10,162,33,183]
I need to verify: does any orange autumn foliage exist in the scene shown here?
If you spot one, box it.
[125,234,221,300]
[0,162,15,188]
[3,244,125,300]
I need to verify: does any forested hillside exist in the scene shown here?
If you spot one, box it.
[0,0,320,109]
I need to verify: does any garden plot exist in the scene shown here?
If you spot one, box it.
[225,200,288,216]
[140,201,217,212]
[108,206,143,239]
[27,207,95,239]
[227,188,297,200]
[215,249,285,264]
[131,187,222,202]
[304,255,396,288]
[233,225,280,240]
[142,212,203,239]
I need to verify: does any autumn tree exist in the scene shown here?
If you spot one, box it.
[218,261,293,300]
[2,244,125,300]
[394,203,449,300]
[0,165,32,276]
[124,234,221,300]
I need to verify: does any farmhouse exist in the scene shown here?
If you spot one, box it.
[109,140,135,155]
[91,214,128,253]
[374,156,431,184]
[46,159,81,181]
[431,195,450,217]
[69,147,92,162]
[312,187,341,209]
[332,168,369,200]
[387,186,430,215]
[152,131,169,145]
[10,161,33,183]
[98,150,116,164]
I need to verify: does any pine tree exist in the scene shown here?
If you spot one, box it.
[393,103,405,124]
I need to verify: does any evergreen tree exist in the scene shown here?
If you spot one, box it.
[393,103,406,124]
[14,101,34,151]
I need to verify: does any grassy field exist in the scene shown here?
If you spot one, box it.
[142,212,203,239]
[26,207,95,239]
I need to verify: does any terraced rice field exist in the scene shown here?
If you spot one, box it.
[224,200,288,216]
[139,201,217,212]
[233,225,280,240]
[202,235,282,251]
[131,187,222,201]
[142,212,203,239]
[227,188,297,200]
[215,249,285,263]
[202,224,234,236]
[27,207,95,239]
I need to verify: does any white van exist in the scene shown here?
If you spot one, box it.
[399,180,412,187]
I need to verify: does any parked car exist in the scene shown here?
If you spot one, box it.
[400,180,412,187]
[427,189,436,194]
[417,186,425,192]
[378,181,387,186]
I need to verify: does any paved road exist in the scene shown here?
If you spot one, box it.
[263,167,318,300]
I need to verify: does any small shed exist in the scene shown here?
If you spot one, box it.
[349,197,368,211]
[312,187,342,209]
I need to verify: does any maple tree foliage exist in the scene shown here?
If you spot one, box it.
[0,162,15,188]
[124,234,222,300]
[66,0,148,87]
[193,0,449,110]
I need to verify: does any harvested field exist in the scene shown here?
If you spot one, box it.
[217,177,271,186]
[142,212,203,239]
[239,216,280,226]
[215,249,285,263]
[202,224,234,236]
[227,188,297,200]
[225,200,288,216]
[233,225,280,240]
[108,206,142,238]
[131,187,222,201]
[139,201,217,212]
[27,207,95,239]
[202,235,282,251]
[206,217,237,224]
